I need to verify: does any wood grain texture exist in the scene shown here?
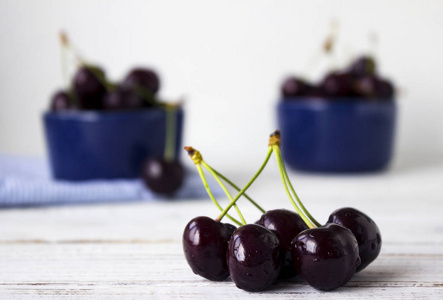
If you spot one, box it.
[1,164,443,299]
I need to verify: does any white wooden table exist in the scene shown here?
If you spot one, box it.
[1,156,443,299]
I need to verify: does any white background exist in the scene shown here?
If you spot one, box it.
[1,0,442,170]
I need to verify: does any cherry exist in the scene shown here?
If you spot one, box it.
[73,65,107,110]
[102,86,144,110]
[376,77,395,99]
[142,158,184,195]
[256,209,308,279]
[291,223,360,291]
[281,77,311,98]
[353,75,379,99]
[353,75,395,100]
[327,207,381,272]
[50,90,73,111]
[183,216,235,281]
[321,71,354,97]
[349,56,376,77]
[227,224,283,292]
[123,68,160,97]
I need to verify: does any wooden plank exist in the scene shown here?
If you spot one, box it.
[0,243,442,299]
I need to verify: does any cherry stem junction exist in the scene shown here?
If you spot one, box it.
[210,167,265,214]
[216,147,273,222]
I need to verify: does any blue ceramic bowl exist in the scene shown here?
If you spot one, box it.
[43,108,184,180]
[277,99,396,172]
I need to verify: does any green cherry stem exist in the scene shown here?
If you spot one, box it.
[272,145,316,229]
[216,147,273,222]
[201,161,247,225]
[195,164,242,226]
[273,145,321,227]
[210,167,266,214]
[164,105,177,162]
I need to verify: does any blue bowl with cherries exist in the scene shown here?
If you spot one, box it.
[277,56,397,173]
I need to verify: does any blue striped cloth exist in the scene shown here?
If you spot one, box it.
[0,154,222,207]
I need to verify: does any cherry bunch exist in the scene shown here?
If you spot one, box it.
[281,55,395,101]
[50,33,185,195]
[50,32,162,112]
[182,130,381,292]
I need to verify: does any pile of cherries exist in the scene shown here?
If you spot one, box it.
[49,33,184,195]
[281,56,395,100]
[182,131,381,292]
[50,65,160,112]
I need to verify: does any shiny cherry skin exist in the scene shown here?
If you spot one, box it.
[123,68,160,96]
[142,158,185,195]
[73,66,107,110]
[349,56,376,77]
[102,86,144,110]
[281,77,311,98]
[50,90,73,111]
[291,223,360,291]
[227,224,283,292]
[321,71,354,97]
[376,77,395,99]
[353,75,395,100]
[183,216,235,281]
[327,207,381,272]
[256,209,308,279]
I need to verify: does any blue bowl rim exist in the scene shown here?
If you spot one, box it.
[43,107,184,121]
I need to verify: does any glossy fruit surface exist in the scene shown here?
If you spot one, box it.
[102,87,144,110]
[292,223,360,291]
[123,68,160,96]
[281,77,311,98]
[50,90,73,111]
[73,66,107,110]
[327,207,381,272]
[321,72,354,97]
[142,158,185,195]
[227,224,282,292]
[256,209,308,278]
[183,216,234,281]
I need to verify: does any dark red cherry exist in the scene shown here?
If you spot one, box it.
[327,207,381,272]
[50,90,73,111]
[354,75,395,100]
[183,216,235,281]
[376,78,395,99]
[73,65,107,110]
[256,209,308,279]
[292,223,360,291]
[102,86,144,110]
[142,158,185,195]
[227,224,283,292]
[281,77,311,98]
[321,72,354,97]
[123,68,160,96]
[353,75,379,99]
[350,56,376,77]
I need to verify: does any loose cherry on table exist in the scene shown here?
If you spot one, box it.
[291,223,361,291]
[142,158,185,195]
[327,207,382,272]
[227,224,283,292]
[183,216,235,281]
